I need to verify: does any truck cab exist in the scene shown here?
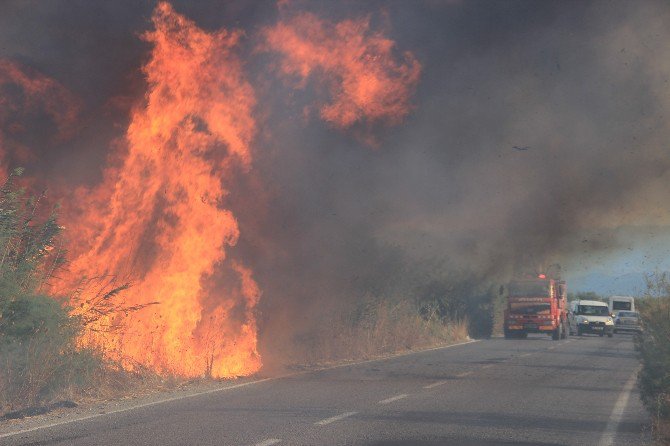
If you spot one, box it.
[504,276,568,340]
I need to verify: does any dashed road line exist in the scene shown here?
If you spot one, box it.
[455,371,472,378]
[255,439,281,446]
[424,380,448,389]
[0,339,479,440]
[481,364,494,369]
[519,353,532,358]
[378,394,408,405]
[315,411,358,426]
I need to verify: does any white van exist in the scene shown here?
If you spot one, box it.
[568,300,614,337]
[608,296,634,316]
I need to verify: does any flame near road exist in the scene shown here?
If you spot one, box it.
[0,2,420,378]
[61,3,260,378]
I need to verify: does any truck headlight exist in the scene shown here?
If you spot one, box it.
[606,318,614,325]
[580,320,589,324]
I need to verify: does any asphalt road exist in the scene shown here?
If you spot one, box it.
[1,335,649,445]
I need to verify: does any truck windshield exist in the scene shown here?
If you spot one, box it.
[612,301,632,311]
[577,305,609,316]
[508,281,550,297]
[510,302,551,315]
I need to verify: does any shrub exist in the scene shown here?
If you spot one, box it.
[636,273,670,442]
[0,169,98,412]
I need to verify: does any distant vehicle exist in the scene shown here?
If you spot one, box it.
[503,275,568,340]
[568,300,614,337]
[608,295,635,316]
[613,310,642,334]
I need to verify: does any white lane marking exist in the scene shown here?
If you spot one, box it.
[481,364,494,369]
[597,369,639,446]
[378,394,409,404]
[315,411,357,426]
[255,439,281,446]
[0,339,480,439]
[455,371,472,378]
[547,346,555,350]
[0,378,272,440]
[424,380,448,389]
[519,353,532,358]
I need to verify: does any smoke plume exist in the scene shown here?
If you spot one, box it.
[1,0,670,372]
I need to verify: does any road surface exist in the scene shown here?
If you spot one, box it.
[1,335,649,445]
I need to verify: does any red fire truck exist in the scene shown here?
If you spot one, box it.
[503,275,568,340]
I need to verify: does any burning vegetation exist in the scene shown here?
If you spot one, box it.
[262,10,421,143]
[3,0,670,418]
[0,0,433,396]
[56,2,261,378]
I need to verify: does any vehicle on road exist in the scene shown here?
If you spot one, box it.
[608,295,635,316]
[613,310,642,334]
[568,300,614,337]
[503,275,568,340]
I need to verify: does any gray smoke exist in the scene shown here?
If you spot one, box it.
[2,0,670,367]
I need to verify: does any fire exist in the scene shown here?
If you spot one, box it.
[3,2,423,379]
[0,59,80,177]
[262,11,421,140]
[59,2,261,378]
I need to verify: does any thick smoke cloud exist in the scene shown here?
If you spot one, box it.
[1,0,670,369]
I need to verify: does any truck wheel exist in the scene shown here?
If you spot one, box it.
[552,325,561,340]
[561,322,568,339]
[520,332,528,339]
[577,328,583,336]
[504,329,512,339]
[607,332,613,338]
[599,333,604,337]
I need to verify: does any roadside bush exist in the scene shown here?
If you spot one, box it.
[637,296,670,414]
[415,276,495,338]
[0,169,98,412]
[636,273,670,443]
[0,295,99,410]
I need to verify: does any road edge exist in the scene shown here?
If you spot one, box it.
[0,338,479,439]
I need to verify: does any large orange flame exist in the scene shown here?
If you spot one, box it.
[60,2,261,378]
[262,11,421,138]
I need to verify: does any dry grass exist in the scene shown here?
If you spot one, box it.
[655,418,670,445]
[293,298,469,366]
